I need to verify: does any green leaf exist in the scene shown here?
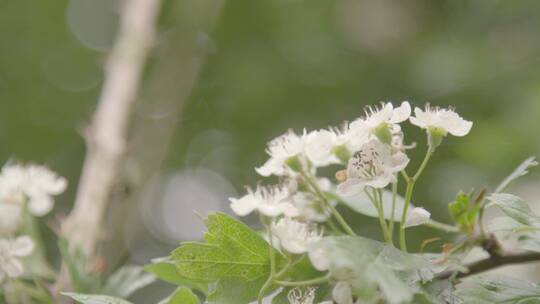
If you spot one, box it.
[495,157,538,193]
[145,258,208,294]
[169,287,200,304]
[311,236,442,304]
[448,191,481,233]
[172,213,281,303]
[487,193,540,252]
[456,275,540,303]
[338,189,407,222]
[61,292,132,304]
[102,265,156,298]
[58,238,101,293]
[207,276,269,304]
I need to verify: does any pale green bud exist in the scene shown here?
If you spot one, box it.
[373,122,393,144]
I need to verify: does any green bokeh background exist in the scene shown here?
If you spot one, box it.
[1,0,540,301]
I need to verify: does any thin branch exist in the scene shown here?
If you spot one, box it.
[55,0,161,297]
[437,252,540,279]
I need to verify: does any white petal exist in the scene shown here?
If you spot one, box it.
[11,236,34,257]
[336,179,365,197]
[390,151,410,172]
[390,101,411,123]
[308,247,330,271]
[409,107,427,128]
[442,113,473,137]
[333,282,354,304]
[229,196,258,216]
[366,172,395,189]
[28,195,54,216]
[255,158,284,177]
[258,203,287,217]
[404,207,431,228]
[280,238,308,254]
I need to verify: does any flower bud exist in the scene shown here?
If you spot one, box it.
[427,126,447,150]
[331,144,351,163]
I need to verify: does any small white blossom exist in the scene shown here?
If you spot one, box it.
[337,139,409,197]
[229,185,299,217]
[353,101,411,131]
[0,235,34,281]
[404,207,431,228]
[0,164,67,217]
[348,101,411,144]
[256,130,305,177]
[271,218,321,254]
[409,104,473,137]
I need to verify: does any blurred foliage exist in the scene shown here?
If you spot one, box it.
[1,0,540,301]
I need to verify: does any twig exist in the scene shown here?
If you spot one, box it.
[437,252,540,279]
[54,0,161,298]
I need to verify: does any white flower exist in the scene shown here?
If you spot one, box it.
[271,218,321,254]
[349,101,411,143]
[404,207,431,228]
[287,287,333,304]
[354,101,411,131]
[0,235,34,281]
[256,130,305,177]
[229,185,299,217]
[409,104,473,137]
[0,164,67,217]
[337,139,409,197]
[304,129,341,167]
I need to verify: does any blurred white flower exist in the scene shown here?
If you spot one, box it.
[291,192,330,222]
[0,235,34,281]
[304,129,341,167]
[271,217,321,254]
[229,185,298,217]
[256,130,306,177]
[337,139,409,197]
[409,104,473,137]
[404,207,431,228]
[0,164,67,217]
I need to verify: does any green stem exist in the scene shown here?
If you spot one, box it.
[389,181,397,238]
[424,219,459,233]
[258,216,277,304]
[399,146,434,252]
[371,188,391,244]
[302,172,356,236]
[274,274,331,287]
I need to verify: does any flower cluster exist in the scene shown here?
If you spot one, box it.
[228,101,472,303]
